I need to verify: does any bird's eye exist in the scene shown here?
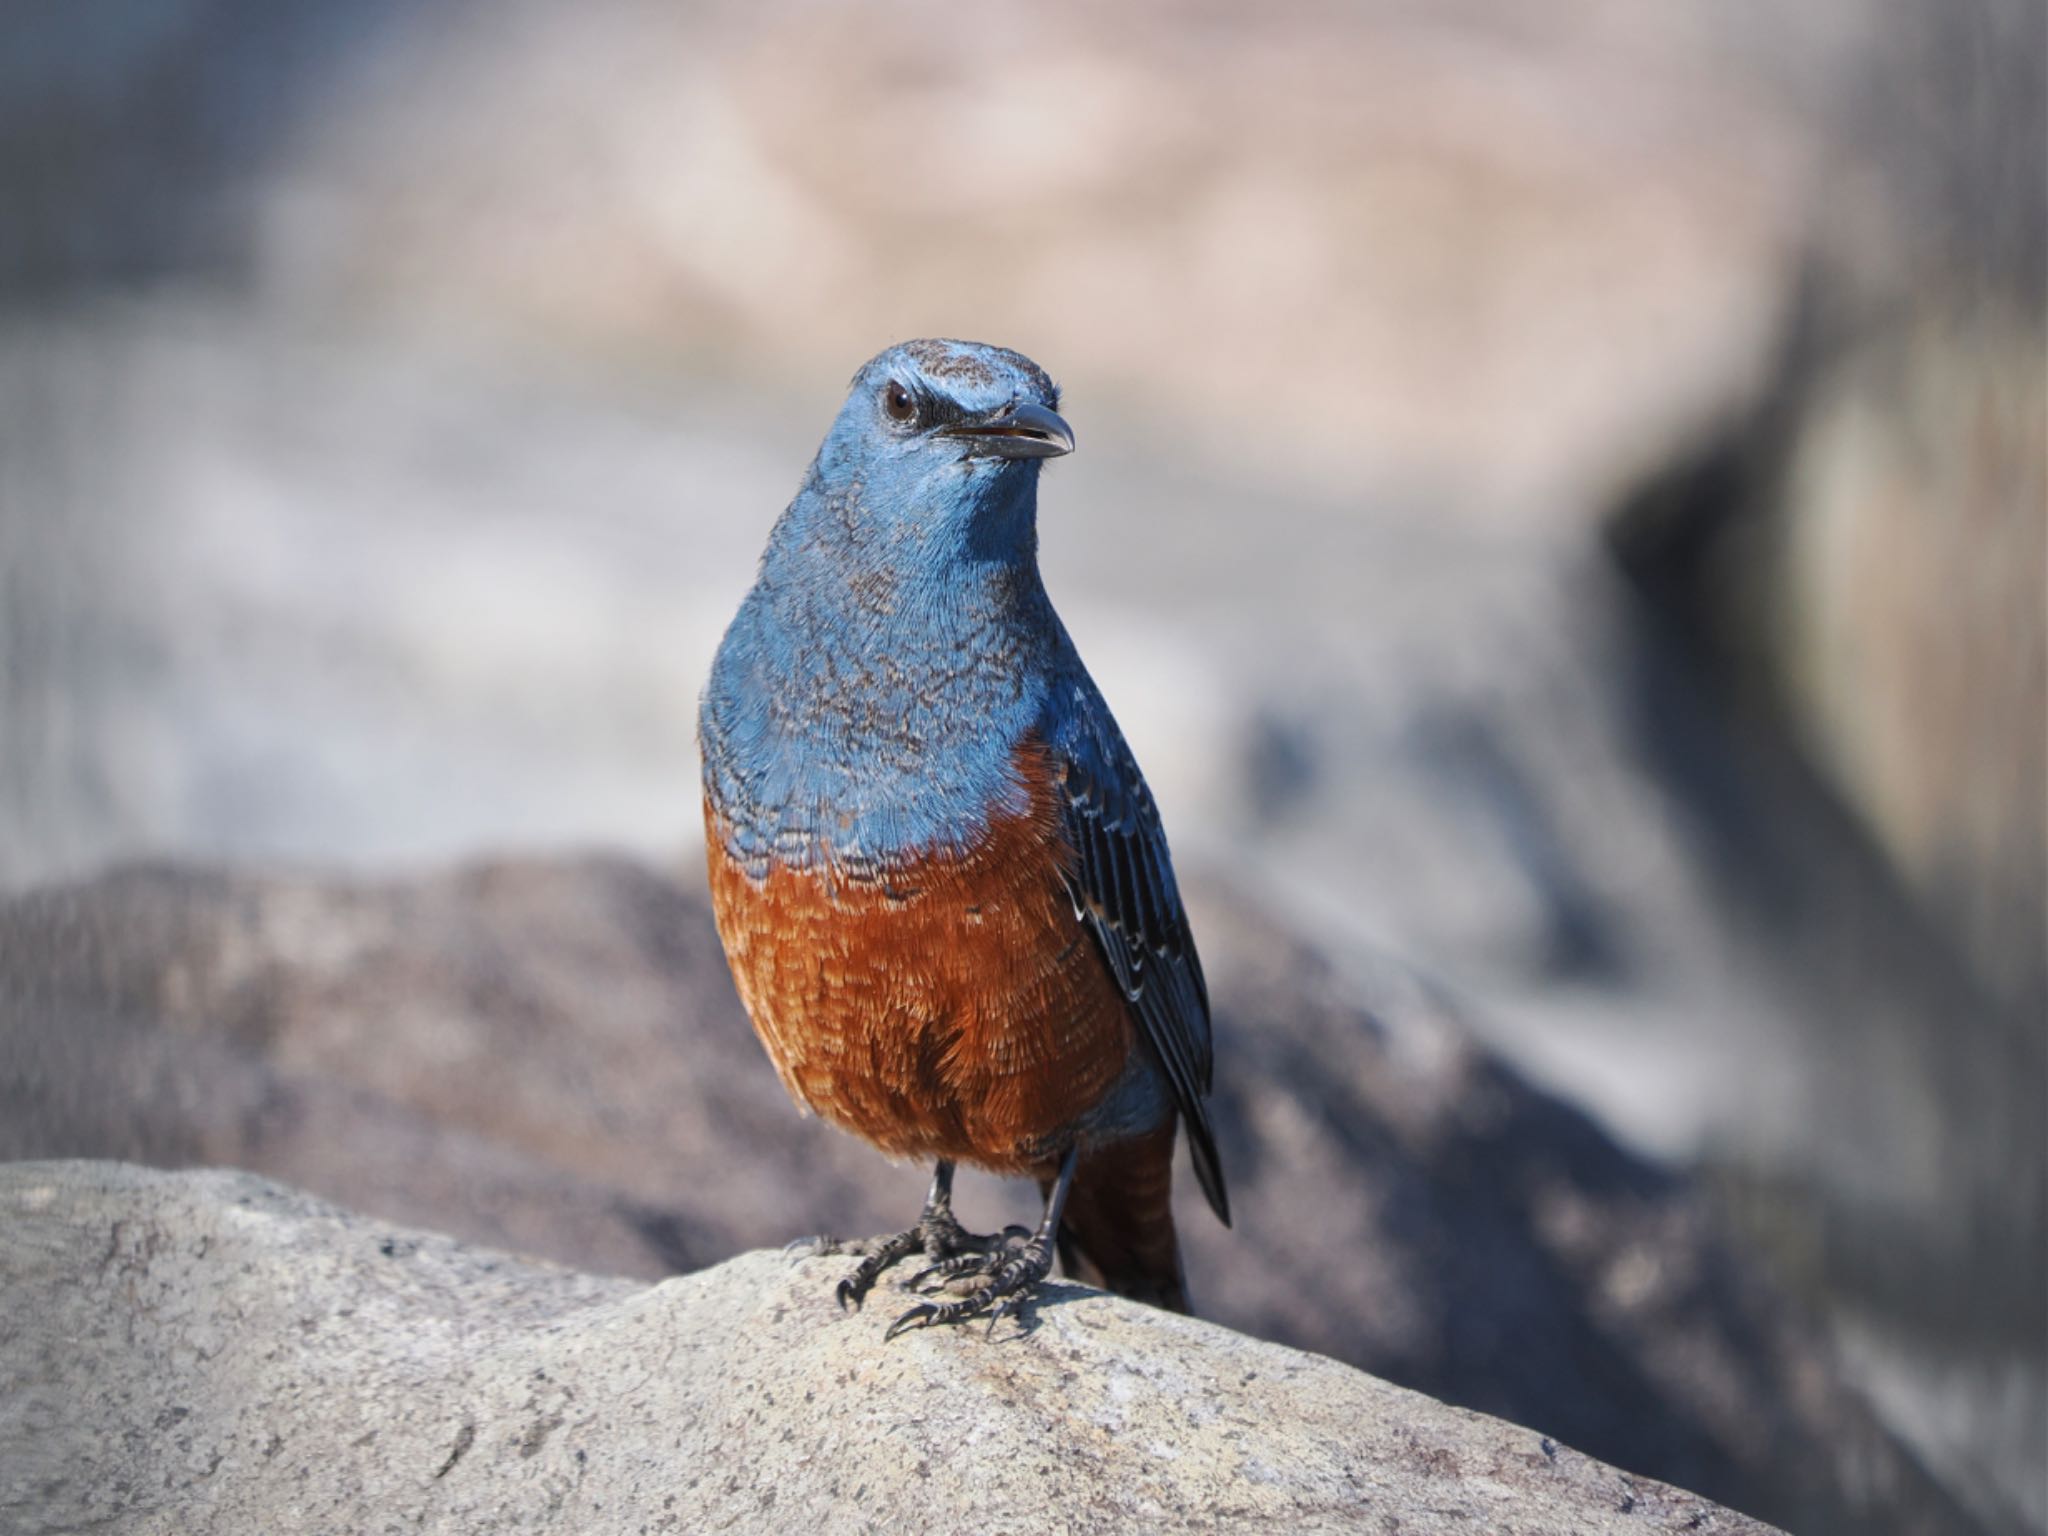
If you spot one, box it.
[883,381,918,425]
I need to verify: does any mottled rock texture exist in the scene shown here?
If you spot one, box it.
[0,857,1972,1534]
[1,1162,1786,1536]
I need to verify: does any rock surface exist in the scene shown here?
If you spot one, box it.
[0,856,1974,1535]
[0,1161,1784,1536]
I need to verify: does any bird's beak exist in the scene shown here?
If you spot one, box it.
[941,400,1075,460]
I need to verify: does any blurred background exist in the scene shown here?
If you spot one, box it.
[1,2,2041,1533]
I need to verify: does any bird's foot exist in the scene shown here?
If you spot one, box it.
[903,1228,1035,1293]
[812,1210,1029,1313]
[886,1234,1057,1340]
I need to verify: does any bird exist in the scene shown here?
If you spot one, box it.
[699,338,1227,1337]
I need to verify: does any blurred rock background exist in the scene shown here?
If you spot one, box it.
[1,0,2040,1531]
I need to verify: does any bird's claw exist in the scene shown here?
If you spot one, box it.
[905,1223,1035,1290]
[808,1199,1032,1315]
[884,1303,939,1341]
[884,1238,1055,1339]
[906,1251,995,1291]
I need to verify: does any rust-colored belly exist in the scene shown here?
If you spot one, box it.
[702,765,1134,1174]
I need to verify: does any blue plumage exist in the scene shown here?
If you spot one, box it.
[701,340,1065,876]
[700,339,1227,1330]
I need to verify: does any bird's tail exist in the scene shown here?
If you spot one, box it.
[1046,1121,1191,1314]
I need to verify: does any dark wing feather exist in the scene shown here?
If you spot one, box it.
[1054,716,1230,1226]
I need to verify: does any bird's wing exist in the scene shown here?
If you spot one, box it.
[1048,693,1230,1226]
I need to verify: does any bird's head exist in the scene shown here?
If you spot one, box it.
[800,339,1073,568]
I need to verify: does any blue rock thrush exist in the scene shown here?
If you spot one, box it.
[700,339,1228,1336]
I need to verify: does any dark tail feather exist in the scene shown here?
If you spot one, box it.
[1186,1108,1231,1227]
[1045,1122,1190,1314]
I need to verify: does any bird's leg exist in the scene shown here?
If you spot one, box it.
[887,1145,1078,1340]
[812,1162,1025,1312]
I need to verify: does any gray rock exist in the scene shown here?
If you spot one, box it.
[0,1161,1779,1536]
[0,855,1976,1535]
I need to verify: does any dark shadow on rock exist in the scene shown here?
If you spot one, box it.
[1603,259,2046,1418]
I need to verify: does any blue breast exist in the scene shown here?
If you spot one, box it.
[700,484,1068,876]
